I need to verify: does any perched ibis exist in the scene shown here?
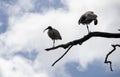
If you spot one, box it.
[44,26,62,47]
[78,11,98,33]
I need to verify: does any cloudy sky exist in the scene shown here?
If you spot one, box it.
[0,0,120,77]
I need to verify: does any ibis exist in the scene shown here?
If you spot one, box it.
[78,11,98,33]
[43,26,62,47]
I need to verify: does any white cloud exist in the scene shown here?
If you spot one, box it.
[0,56,49,77]
[0,0,120,77]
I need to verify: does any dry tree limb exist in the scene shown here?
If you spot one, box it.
[104,44,120,71]
[46,32,120,51]
[52,45,73,66]
[45,31,120,68]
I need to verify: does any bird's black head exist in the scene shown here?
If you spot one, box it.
[43,26,52,32]
[47,26,52,30]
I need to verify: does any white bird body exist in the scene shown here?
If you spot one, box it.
[44,26,62,47]
[78,11,98,33]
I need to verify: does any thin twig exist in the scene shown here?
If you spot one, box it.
[52,45,73,66]
[104,44,120,71]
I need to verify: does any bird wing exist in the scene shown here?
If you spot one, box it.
[78,15,86,25]
[53,29,62,40]
[48,29,62,40]
[86,13,97,20]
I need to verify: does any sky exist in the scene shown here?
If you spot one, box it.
[0,0,120,77]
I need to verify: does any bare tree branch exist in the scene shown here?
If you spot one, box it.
[45,32,120,51]
[45,31,120,69]
[52,45,73,66]
[104,44,120,71]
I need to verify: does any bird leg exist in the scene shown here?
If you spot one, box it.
[53,40,55,47]
[86,25,90,33]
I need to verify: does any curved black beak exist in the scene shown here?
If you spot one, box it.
[43,27,48,33]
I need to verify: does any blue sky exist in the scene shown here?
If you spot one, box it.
[65,61,120,77]
[0,0,120,77]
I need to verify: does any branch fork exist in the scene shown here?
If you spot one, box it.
[45,31,120,71]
